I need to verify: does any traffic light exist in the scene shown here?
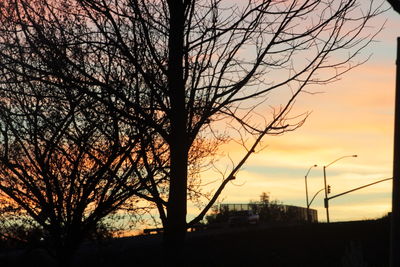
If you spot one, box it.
[327,185,331,194]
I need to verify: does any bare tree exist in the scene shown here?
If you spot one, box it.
[0,73,148,265]
[387,0,400,12]
[0,0,385,252]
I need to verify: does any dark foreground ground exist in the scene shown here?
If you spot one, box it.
[0,218,390,267]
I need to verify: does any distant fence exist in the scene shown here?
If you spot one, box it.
[219,203,318,223]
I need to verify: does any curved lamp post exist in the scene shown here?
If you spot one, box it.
[304,164,317,222]
[323,154,357,223]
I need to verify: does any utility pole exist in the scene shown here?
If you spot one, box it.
[391,36,400,267]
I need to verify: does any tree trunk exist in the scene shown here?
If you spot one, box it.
[50,225,82,267]
[56,246,75,267]
[164,0,188,250]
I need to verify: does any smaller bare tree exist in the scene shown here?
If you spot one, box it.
[0,83,146,265]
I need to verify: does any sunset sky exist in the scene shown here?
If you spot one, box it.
[188,3,400,224]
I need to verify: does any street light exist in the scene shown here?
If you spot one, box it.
[323,154,357,223]
[304,164,317,222]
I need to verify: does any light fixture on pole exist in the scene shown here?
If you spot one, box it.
[304,164,317,222]
[323,154,357,223]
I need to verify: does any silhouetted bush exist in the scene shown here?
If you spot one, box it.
[0,212,43,249]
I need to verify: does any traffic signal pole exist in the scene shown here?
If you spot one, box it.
[323,166,330,223]
[326,177,392,201]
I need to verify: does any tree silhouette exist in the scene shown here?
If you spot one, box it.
[0,78,147,265]
[0,0,385,254]
[387,0,400,13]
